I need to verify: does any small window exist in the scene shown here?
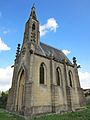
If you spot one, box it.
[40,63,46,84]
[68,71,73,87]
[56,67,61,86]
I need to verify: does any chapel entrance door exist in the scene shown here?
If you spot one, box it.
[17,70,25,112]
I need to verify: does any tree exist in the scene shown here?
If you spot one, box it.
[0,91,8,109]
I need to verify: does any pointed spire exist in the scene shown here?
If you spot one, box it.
[30,3,37,20]
[16,43,20,58]
[15,44,20,63]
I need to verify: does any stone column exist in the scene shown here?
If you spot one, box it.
[50,54,55,113]
[63,59,72,111]
[6,63,18,112]
[24,82,32,116]
[73,57,86,107]
[24,48,34,116]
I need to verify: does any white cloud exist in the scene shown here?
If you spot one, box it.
[62,49,71,55]
[3,30,8,35]
[79,71,90,89]
[0,37,11,51]
[40,18,59,37]
[0,66,13,91]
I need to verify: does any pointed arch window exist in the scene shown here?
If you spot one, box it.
[68,71,73,87]
[32,23,35,31]
[39,63,46,84]
[56,67,61,86]
[31,23,36,42]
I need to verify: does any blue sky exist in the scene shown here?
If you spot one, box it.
[0,0,90,91]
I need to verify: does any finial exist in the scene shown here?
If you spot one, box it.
[73,57,77,65]
[33,3,35,8]
[32,3,35,10]
[30,3,37,19]
[15,43,21,64]
[16,43,21,58]
[73,57,81,68]
[63,59,67,64]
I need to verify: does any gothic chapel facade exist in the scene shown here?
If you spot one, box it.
[7,6,85,116]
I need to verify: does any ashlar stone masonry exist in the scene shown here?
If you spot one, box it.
[7,5,86,117]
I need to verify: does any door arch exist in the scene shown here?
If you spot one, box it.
[17,70,25,111]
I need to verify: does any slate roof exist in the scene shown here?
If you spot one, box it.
[33,42,72,65]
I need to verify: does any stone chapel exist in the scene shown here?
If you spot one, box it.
[7,5,85,116]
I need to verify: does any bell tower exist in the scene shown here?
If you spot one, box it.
[23,5,40,45]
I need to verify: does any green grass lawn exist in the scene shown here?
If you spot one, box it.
[0,109,25,120]
[32,105,90,120]
[0,105,90,120]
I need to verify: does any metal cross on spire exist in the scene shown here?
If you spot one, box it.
[32,3,35,10]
